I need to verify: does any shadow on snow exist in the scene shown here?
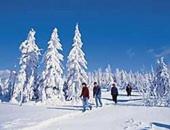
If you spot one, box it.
[47,105,83,111]
[102,97,142,103]
[152,122,170,129]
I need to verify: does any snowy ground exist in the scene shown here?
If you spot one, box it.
[0,91,170,130]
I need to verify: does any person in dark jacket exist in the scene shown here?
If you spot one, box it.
[63,82,69,100]
[80,83,92,112]
[111,83,118,104]
[93,82,103,108]
[126,84,132,96]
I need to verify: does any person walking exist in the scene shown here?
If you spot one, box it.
[126,84,132,96]
[80,83,92,112]
[63,82,69,100]
[111,83,118,104]
[93,82,103,108]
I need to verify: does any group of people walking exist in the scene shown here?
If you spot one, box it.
[80,82,132,112]
[80,82,120,112]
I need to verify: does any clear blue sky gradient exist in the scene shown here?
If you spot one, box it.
[0,0,170,72]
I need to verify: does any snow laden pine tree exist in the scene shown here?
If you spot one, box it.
[115,69,128,90]
[11,29,40,105]
[153,57,170,106]
[135,72,154,106]
[7,70,17,101]
[41,28,64,103]
[105,65,114,87]
[11,67,26,105]
[67,24,88,102]
[95,68,103,86]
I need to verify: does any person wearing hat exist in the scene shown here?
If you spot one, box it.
[111,83,118,104]
[93,82,103,108]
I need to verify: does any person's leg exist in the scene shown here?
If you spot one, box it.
[66,95,68,101]
[129,91,131,96]
[85,98,92,110]
[112,95,114,102]
[127,91,130,96]
[95,96,99,107]
[98,97,103,107]
[115,95,118,104]
[87,99,92,110]
[82,97,86,112]
[113,95,117,104]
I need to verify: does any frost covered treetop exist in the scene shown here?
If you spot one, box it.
[27,28,36,41]
[73,24,83,48]
[49,28,63,50]
[20,28,40,55]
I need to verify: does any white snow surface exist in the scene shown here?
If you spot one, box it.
[0,91,170,130]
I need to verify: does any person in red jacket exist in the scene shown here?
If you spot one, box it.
[80,82,92,112]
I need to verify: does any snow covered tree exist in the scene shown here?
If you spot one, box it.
[115,69,128,90]
[104,64,114,90]
[135,72,154,106]
[105,65,114,83]
[153,57,170,106]
[67,24,88,101]
[11,67,27,105]
[148,66,155,97]
[7,70,17,101]
[87,72,94,86]
[41,28,64,103]
[94,68,103,86]
[0,79,8,101]
[11,29,40,104]
[0,70,16,102]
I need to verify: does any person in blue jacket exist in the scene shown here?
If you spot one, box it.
[93,82,103,108]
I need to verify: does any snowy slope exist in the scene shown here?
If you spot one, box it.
[0,103,78,130]
[0,91,170,130]
[41,104,170,130]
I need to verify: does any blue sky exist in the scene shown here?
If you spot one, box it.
[0,0,170,72]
